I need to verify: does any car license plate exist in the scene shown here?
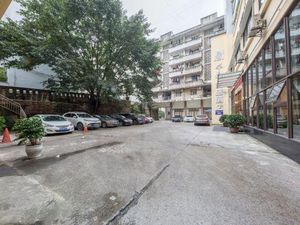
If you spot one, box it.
[59,128,69,131]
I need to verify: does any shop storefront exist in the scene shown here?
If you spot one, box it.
[238,2,300,161]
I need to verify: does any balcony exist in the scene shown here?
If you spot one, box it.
[169,51,202,66]
[152,86,162,93]
[169,65,203,78]
[183,65,203,75]
[169,38,202,54]
[168,80,206,91]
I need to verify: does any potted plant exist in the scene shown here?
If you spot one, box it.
[219,115,228,127]
[0,116,5,134]
[13,117,45,159]
[225,114,246,133]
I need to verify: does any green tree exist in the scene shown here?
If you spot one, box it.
[0,0,161,111]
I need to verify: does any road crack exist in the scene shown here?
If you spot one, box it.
[104,164,170,225]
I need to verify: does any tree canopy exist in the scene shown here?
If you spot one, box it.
[0,0,161,111]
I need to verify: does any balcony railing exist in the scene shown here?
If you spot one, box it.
[168,80,206,91]
[169,51,202,66]
[169,65,203,78]
[169,38,202,53]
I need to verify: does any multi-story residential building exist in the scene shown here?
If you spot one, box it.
[225,0,300,161]
[153,13,224,119]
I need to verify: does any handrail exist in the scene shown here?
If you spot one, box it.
[0,94,27,118]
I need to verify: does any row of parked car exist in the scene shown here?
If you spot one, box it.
[171,114,210,126]
[34,112,154,135]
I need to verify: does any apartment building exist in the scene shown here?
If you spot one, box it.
[226,0,300,160]
[152,13,224,119]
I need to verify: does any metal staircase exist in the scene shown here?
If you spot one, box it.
[0,94,26,118]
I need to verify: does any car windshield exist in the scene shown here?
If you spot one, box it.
[77,113,93,118]
[186,116,193,117]
[42,116,66,122]
[174,115,181,118]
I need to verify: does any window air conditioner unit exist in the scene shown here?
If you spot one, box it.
[249,14,267,37]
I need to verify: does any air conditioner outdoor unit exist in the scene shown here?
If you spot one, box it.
[249,14,267,37]
[237,51,248,64]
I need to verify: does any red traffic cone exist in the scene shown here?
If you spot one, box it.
[2,128,11,144]
[83,126,88,135]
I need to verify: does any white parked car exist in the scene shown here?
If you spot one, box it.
[183,115,195,122]
[63,112,101,130]
[35,114,74,135]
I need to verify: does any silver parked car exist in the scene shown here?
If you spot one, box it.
[35,114,74,135]
[194,114,210,126]
[63,112,101,130]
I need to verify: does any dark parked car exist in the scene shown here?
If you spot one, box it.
[110,115,133,126]
[172,115,183,122]
[120,113,144,125]
[94,115,119,128]
[194,114,210,126]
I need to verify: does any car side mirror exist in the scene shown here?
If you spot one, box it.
[73,116,77,119]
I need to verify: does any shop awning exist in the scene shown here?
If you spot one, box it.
[217,72,242,89]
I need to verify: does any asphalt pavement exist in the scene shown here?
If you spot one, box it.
[0,121,299,225]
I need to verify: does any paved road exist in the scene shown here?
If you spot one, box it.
[0,121,299,225]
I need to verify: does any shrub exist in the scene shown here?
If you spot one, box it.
[13,117,44,145]
[219,115,228,123]
[225,114,246,128]
[0,116,6,133]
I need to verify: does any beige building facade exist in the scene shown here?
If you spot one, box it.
[152,13,224,119]
[210,33,235,124]
[0,0,11,19]
[222,0,300,159]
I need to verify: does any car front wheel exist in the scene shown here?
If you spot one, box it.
[102,122,107,128]
[77,122,84,131]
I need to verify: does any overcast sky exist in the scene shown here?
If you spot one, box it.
[4,0,225,39]
[121,0,225,38]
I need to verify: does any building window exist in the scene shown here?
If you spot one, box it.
[292,75,300,141]
[265,40,273,87]
[258,51,264,91]
[203,86,211,97]
[274,82,288,136]
[246,71,250,98]
[174,90,182,97]
[191,75,198,82]
[274,23,286,81]
[188,109,199,117]
[243,12,252,46]
[172,77,181,84]
[289,2,300,74]
[190,89,197,95]
[258,92,265,129]
[252,63,257,94]
[266,87,274,132]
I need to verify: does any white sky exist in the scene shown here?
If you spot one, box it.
[121,0,225,38]
[4,0,225,39]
